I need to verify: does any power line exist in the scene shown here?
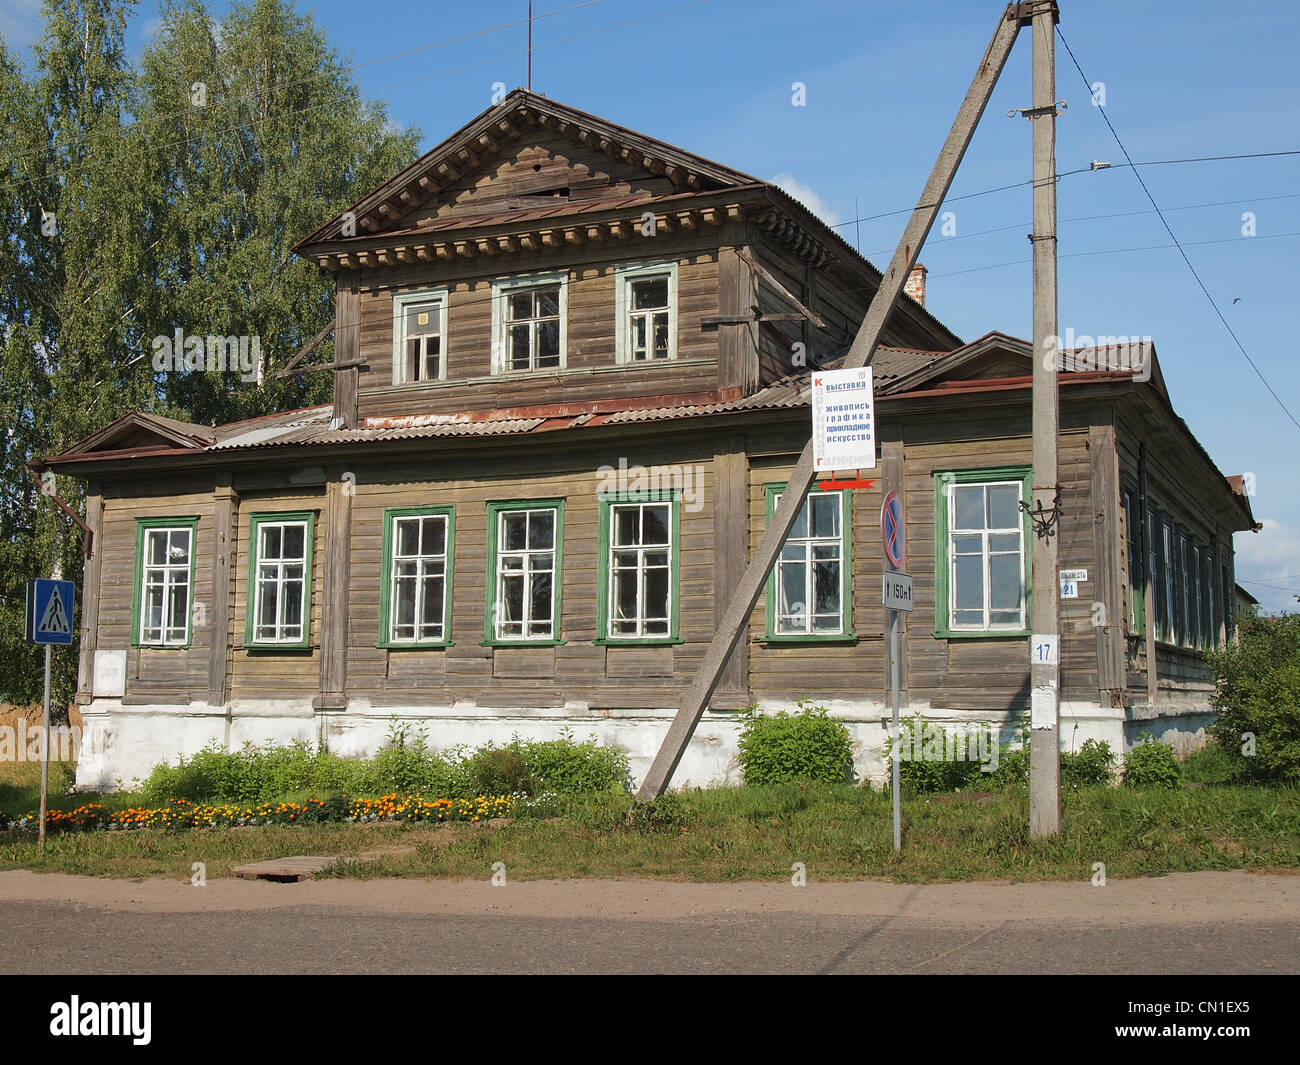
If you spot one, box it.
[1055,25,1300,433]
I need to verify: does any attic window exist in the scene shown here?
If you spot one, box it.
[392,289,449,385]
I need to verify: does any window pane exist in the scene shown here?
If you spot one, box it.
[953,534,981,556]
[261,525,282,560]
[537,288,560,317]
[537,319,560,365]
[614,508,639,547]
[787,497,808,540]
[406,303,439,335]
[169,530,191,564]
[779,562,804,623]
[989,554,1021,611]
[146,531,167,566]
[395,577,416,631]
[528,512,555,550]
[813,560,840,615]
[632,316,647,358]
[502,574,524,622]
[282,582,303,629]
[509,324,530,368]
[422,577,443,633]
[282,524,305,560]
[503,513,527,551]
[954,486,984,530]
[642,506,670,545]
[422,516,446,556]
[653,315,669,358]
[989,533,1019,554]
[633,277,668,310]
[258,580,278,632]
[810,495,839,538]
[954,554,983,611]
[509,293,533,320]
[396,518,420,557]
[529,572,552,622]
[613,569,637,626]
[987,484,1021,528]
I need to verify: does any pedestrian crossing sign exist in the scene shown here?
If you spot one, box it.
[25,579,75,646]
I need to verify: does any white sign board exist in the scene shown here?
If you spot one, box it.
[1031,633,1059,665]
[1059,576,1080,600]
[882,572,914,612]
[94,649,127,698]
[1059,568,1088,582]
[812,367,876,472]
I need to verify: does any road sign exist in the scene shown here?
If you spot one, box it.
[881,490,905,568]
[882,572,914,612]
[25,579,75,646]
[811,366,876,472]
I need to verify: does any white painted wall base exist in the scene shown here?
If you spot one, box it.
[73,693,1219,794]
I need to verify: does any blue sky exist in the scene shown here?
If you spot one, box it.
[5,0,1298,610]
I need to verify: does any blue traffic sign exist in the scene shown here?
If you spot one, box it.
[25,579,75,646]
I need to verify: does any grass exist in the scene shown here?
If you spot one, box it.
[3,781,1298,883]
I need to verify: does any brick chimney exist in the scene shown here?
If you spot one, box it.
[904,263,928,307]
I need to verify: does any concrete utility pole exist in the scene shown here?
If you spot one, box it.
[1027,0,1062,837]
[637,5,1028,801]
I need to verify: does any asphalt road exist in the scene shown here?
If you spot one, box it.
[1,869,1296,974]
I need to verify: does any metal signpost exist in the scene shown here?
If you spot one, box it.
[880,490,912,850]
[25,578,75,854]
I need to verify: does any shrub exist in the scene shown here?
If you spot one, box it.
[883,715,987,794]
[1123,734,1183,789]
[466,746,537,797]
[1206,611,1300,786]
[737,700,854,786]
[1061,739,1114,790]
[513,732,631,794]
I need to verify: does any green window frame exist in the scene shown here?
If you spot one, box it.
[762,482,854,642]
[131,516,199,648]
[1122,483,1145,635]
[595,490,682,645]
[933,466,1033,639]
[484,499,564,645]
[243,511,315,650]
[378,506,455,649]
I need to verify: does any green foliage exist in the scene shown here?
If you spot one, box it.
[737,700,854,786]
[137,723,630,803]
[883,715,986,794]
[0,0,419,704]
[623,791,692,832]
[1181,740,1236,784]
[1123,734,1184,789]
[1206,612,1300,786]
[1061,739,1115,790]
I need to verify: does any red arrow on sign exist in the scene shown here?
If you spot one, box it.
[818,478,875,491]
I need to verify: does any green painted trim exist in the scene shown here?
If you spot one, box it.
[594,638,684,647]
[130,516,199,649]
[596,489,681,642]
[243,510,315,651]
[932,465,1033,640]
[378,505,456,649]
[484,498,565,645]
[762,481,852,639]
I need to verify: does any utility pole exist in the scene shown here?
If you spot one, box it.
[1027,0,1062,837]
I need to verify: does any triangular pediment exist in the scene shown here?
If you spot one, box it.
[57,413,214,458]
[295,89,759,250]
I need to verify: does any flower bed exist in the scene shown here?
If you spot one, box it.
[0,793,514,834]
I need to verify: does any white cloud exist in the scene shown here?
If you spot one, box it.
[1234,518,1300,614]
[0,0,43,51]
[769,173,841,228]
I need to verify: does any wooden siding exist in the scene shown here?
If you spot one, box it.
[355,240,723,419]
[398,135,680,227]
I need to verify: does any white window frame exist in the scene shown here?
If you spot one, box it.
[252,518,311,645]
[492,506,559,641]
[139,526,193,646]
[392,288,449,385]
[491,272,568,374]
[606,499,675,639]
[615,260,678,364]
[387,512,452,645]
[771,489,848,636]
[946,479,1027,632]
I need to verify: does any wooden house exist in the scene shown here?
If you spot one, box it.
[39,91,1257,789]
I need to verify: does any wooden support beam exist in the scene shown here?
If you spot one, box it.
[276,319,336,379]
[736,248,826,328]
[332,269,361,428]
[206,477,237,706]
[637,2,1024,800]
[316,469,352,712]
[75,488,103,705]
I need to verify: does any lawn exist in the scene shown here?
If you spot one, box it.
[2,780,1298,883]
